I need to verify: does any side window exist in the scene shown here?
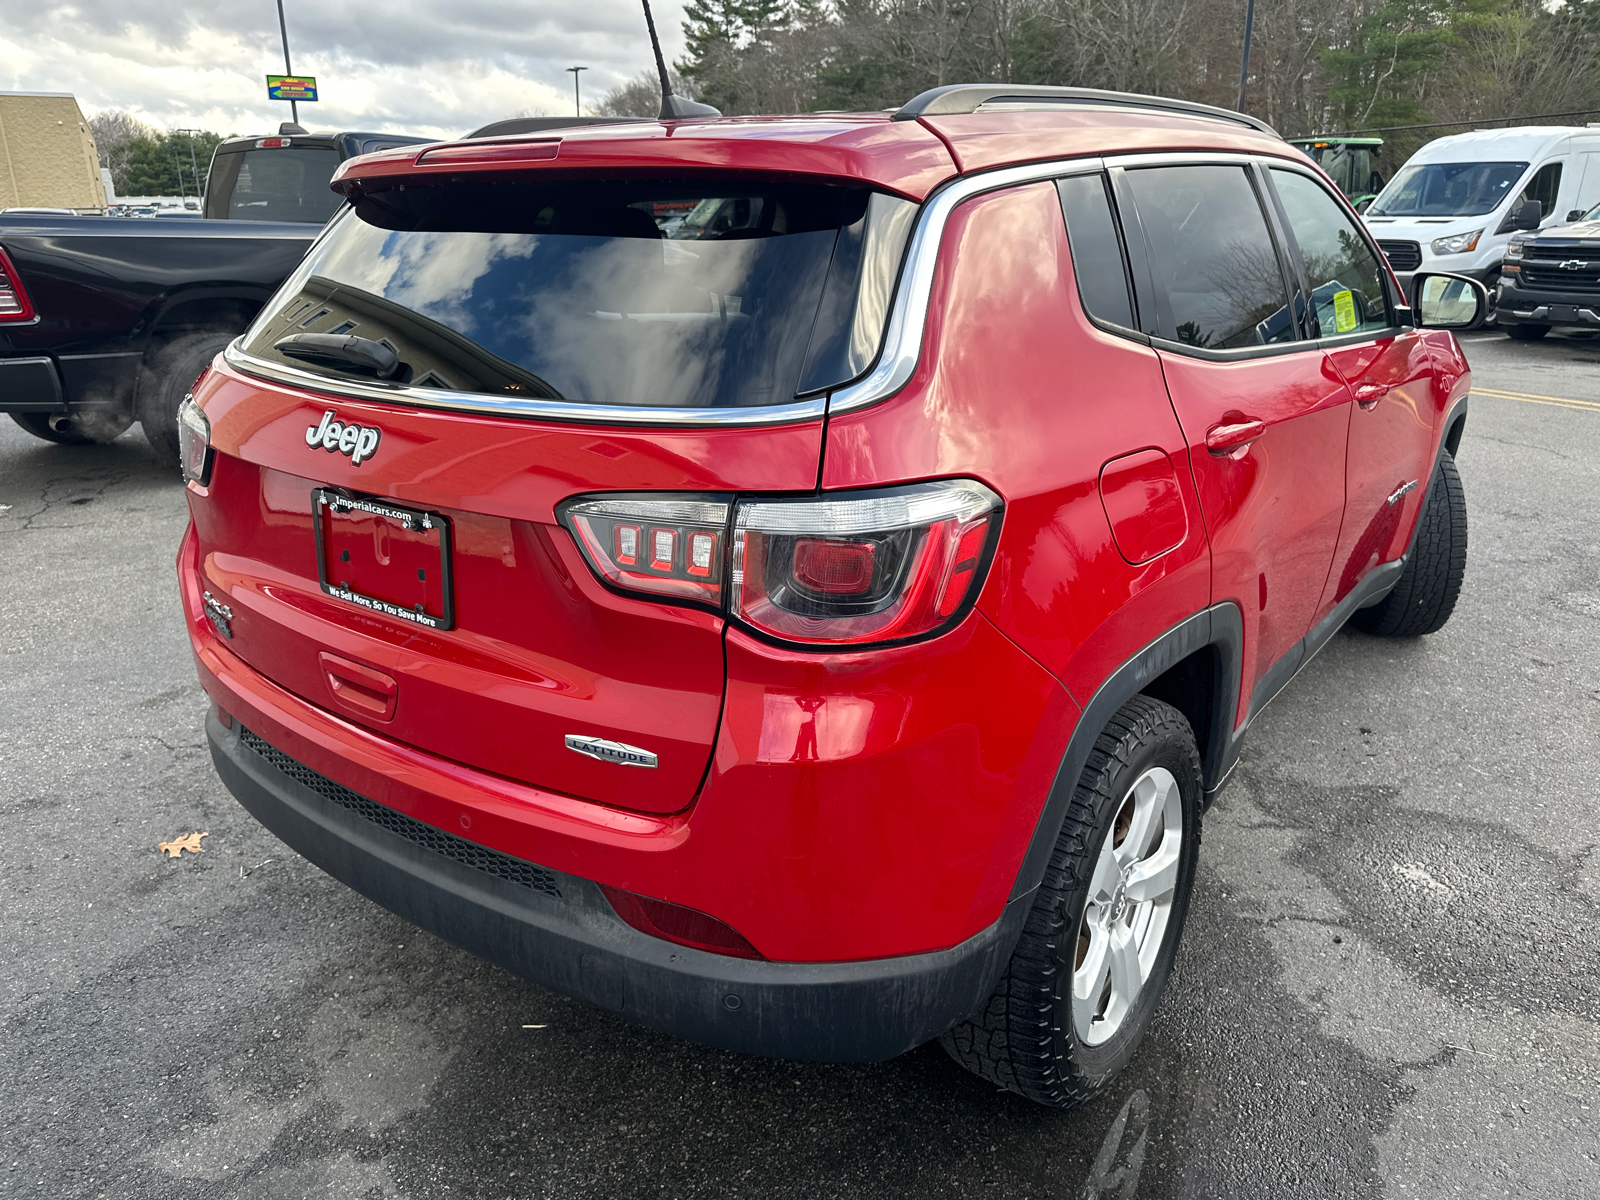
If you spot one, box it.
[1519,161,1562,218]
[1269,168,1394,338]
[1121,165,1294,350]
[1056,173,1136,331]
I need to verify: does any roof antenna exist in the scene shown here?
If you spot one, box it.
[640,0,720,119]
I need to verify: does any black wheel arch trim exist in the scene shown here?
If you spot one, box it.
[1008,601,1242,903]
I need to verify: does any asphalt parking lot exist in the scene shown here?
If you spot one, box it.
[3,330,1598,1200]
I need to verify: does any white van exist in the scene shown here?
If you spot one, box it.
[1362,125,1600,298]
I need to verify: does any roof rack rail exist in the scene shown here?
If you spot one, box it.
[891,84,1280,138]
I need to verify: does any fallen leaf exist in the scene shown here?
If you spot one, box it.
[159,831,209,858]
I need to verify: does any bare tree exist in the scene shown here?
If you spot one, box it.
[87,110,156,182]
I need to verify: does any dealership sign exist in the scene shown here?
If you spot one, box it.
[266,75,318,102]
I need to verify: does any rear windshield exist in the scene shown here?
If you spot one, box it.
[1367,161,1528,217]
[205,146,344,223]
[238,177,916,409]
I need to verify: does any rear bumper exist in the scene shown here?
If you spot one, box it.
[209,709,1026,1062]
[0,356,64,412]
[0,351,141,413]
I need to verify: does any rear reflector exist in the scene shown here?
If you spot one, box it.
[0,247,36,322]
[600,885,765,959]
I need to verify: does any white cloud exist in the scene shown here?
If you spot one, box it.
[0,0,688,139]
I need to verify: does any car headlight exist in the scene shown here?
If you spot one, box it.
[1431,229,1483,255]
[1505,238,1526,260]
[177,394,212,487]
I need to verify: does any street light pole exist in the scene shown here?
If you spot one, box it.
[176,128,204,206]
[1236,0,1256,113]
[275,0,299,126]
[567,66,588,117]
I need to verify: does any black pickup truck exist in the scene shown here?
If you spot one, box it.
[0,127,429,462]
[1497,200,1600,340]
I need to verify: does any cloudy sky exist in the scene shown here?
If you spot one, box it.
[0,1,689,140]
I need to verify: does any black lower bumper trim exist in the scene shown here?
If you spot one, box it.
[209,712,1027,1062]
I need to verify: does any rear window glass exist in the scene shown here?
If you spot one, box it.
[210,147,344,223]
[240,178,915,410]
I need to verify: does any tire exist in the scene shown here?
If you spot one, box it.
[10,409,134,445]
[1504,322,1550,341]
[1351,451,1467,638]
[138,331,233,467]
[940,696,1201,1109]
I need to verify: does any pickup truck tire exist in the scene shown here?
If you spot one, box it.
[1504,323,1550,341]
[139,332,233,467]
[10,410,134,445]
[1352,452,1467,638]
[939,695,1200,1109]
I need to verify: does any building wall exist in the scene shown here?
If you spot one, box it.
[0,93,107,209]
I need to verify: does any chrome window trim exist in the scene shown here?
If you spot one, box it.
[829,156,1106,415]
[222,339,830,427]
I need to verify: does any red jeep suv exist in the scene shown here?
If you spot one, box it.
[177,85,1484,1108]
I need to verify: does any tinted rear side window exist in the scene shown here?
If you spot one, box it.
[1056,173,1136,331]
[241,178,903,409]
[208,147,344,223]
[1124,165,1294,350]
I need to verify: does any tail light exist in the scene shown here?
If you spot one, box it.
[559,479,1001,647]
[731,481,1001,645]
[0,247,37,322]
[560,496,730,607]
[177,393,213,486]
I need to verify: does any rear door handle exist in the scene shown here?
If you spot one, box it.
[1206,418,1266,456]
[1354,382,1390,409]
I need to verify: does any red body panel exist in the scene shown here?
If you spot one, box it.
[1321,331,1438,612]
[334,116,960,202]
[184,516,1072,960]
[189,360,822,815]
[1157,348,1350,722]
[821,182,1210,704]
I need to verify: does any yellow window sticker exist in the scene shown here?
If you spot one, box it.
[1333,289,1358,333]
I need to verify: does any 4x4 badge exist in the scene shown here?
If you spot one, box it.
[306,411,381,465]
[564,734,658,768]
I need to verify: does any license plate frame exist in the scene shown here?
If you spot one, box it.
[312,488,455,631]
[1549,304,1580,323]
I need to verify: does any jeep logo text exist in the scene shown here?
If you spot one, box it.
[306,411,381,465]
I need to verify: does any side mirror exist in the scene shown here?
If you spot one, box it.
[1413,272,1489,332]
[1567,210,1588,223]
[1512,199,1542,231]
[1355,198,1373,214]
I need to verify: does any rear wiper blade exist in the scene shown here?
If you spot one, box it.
[274,332,400,379]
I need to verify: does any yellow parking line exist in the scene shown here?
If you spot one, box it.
[1473,387,1600,414]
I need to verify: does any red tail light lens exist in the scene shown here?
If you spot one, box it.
[560,496,730,608]
[600,884,765,959]
[0,248,37,322]
[560,480,1002,645]
[730,480,1002,645]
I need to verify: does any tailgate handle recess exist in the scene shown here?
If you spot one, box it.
[318,651,398,722]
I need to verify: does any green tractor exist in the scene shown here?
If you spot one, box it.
[1289,137,1386,210]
